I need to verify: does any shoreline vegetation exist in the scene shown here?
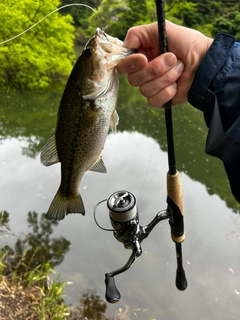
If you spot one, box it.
[0,212,136,319]
[0,263,135,320]
[0,213,69,319]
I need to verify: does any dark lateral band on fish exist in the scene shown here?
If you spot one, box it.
[41,28,134,221]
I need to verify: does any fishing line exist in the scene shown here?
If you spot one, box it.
[137,8,161,202]
[0,3,97,45]
[138,140,156,201]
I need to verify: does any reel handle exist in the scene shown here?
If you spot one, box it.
[105,276,121,303]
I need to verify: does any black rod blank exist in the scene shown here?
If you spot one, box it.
[155,0,176,175]
[155,0,187,291]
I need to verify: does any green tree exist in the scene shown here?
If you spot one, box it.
[0,0,75,90]
[166,0,199,27]
[110,0,149,39]
[60,0,101,26]
[84,0,128,39]
[84,0,151,40]
[212,7,240,38]
[191,0,221,22]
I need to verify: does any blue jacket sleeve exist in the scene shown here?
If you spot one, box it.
[188,33,240,203]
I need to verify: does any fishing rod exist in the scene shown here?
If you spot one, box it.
[93,0,187,304]
[156,0,187,291]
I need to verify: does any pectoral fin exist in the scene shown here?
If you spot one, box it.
[110,110,119,134]
[89,156,107,173]
[40,132,59,166]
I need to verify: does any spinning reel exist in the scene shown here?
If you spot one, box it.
[94,184,187,303]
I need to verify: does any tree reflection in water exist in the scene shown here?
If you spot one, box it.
[2,211,70,278]
[69,289,107,320]
[68,288,146,320]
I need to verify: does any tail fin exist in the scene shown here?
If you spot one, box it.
[46,191,85,221]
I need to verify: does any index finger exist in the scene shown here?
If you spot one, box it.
[123,23,159,50]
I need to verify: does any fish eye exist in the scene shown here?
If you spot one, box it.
[84,48,92,58]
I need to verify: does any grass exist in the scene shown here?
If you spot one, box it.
[0,247,69,320]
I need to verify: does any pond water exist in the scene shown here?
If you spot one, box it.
[0,74,240,319]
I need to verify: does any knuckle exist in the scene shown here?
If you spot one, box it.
[128,74,139,87]
[164,83,178,100]
[149,62,179,86]
[149,61,163,78]
[164,72,174,85]
[163,71,180,87]
[148,94,161,107]
[140,83,155,97]
[148,84,177,107]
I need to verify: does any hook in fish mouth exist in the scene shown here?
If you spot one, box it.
[96,27,110,42]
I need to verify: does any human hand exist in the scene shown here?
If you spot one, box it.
[117,21,213,107]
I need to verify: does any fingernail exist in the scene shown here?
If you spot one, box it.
[163,54,176,67]
[175,61,184,73]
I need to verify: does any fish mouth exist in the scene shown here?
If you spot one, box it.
[96,28,125,49]
[95,28,135,68]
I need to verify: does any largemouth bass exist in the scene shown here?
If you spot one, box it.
[41,28,134,221]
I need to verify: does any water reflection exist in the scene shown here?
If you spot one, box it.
[69,289,150,320]
[0,131,240,319]
[0,76,238,210]
[0,210,10,229]
[0,76,240,319]
[0,90,59,157]
[1,211,70,277]
[69,289,107,320]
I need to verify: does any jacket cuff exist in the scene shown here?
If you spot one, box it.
[188,33,236,122]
